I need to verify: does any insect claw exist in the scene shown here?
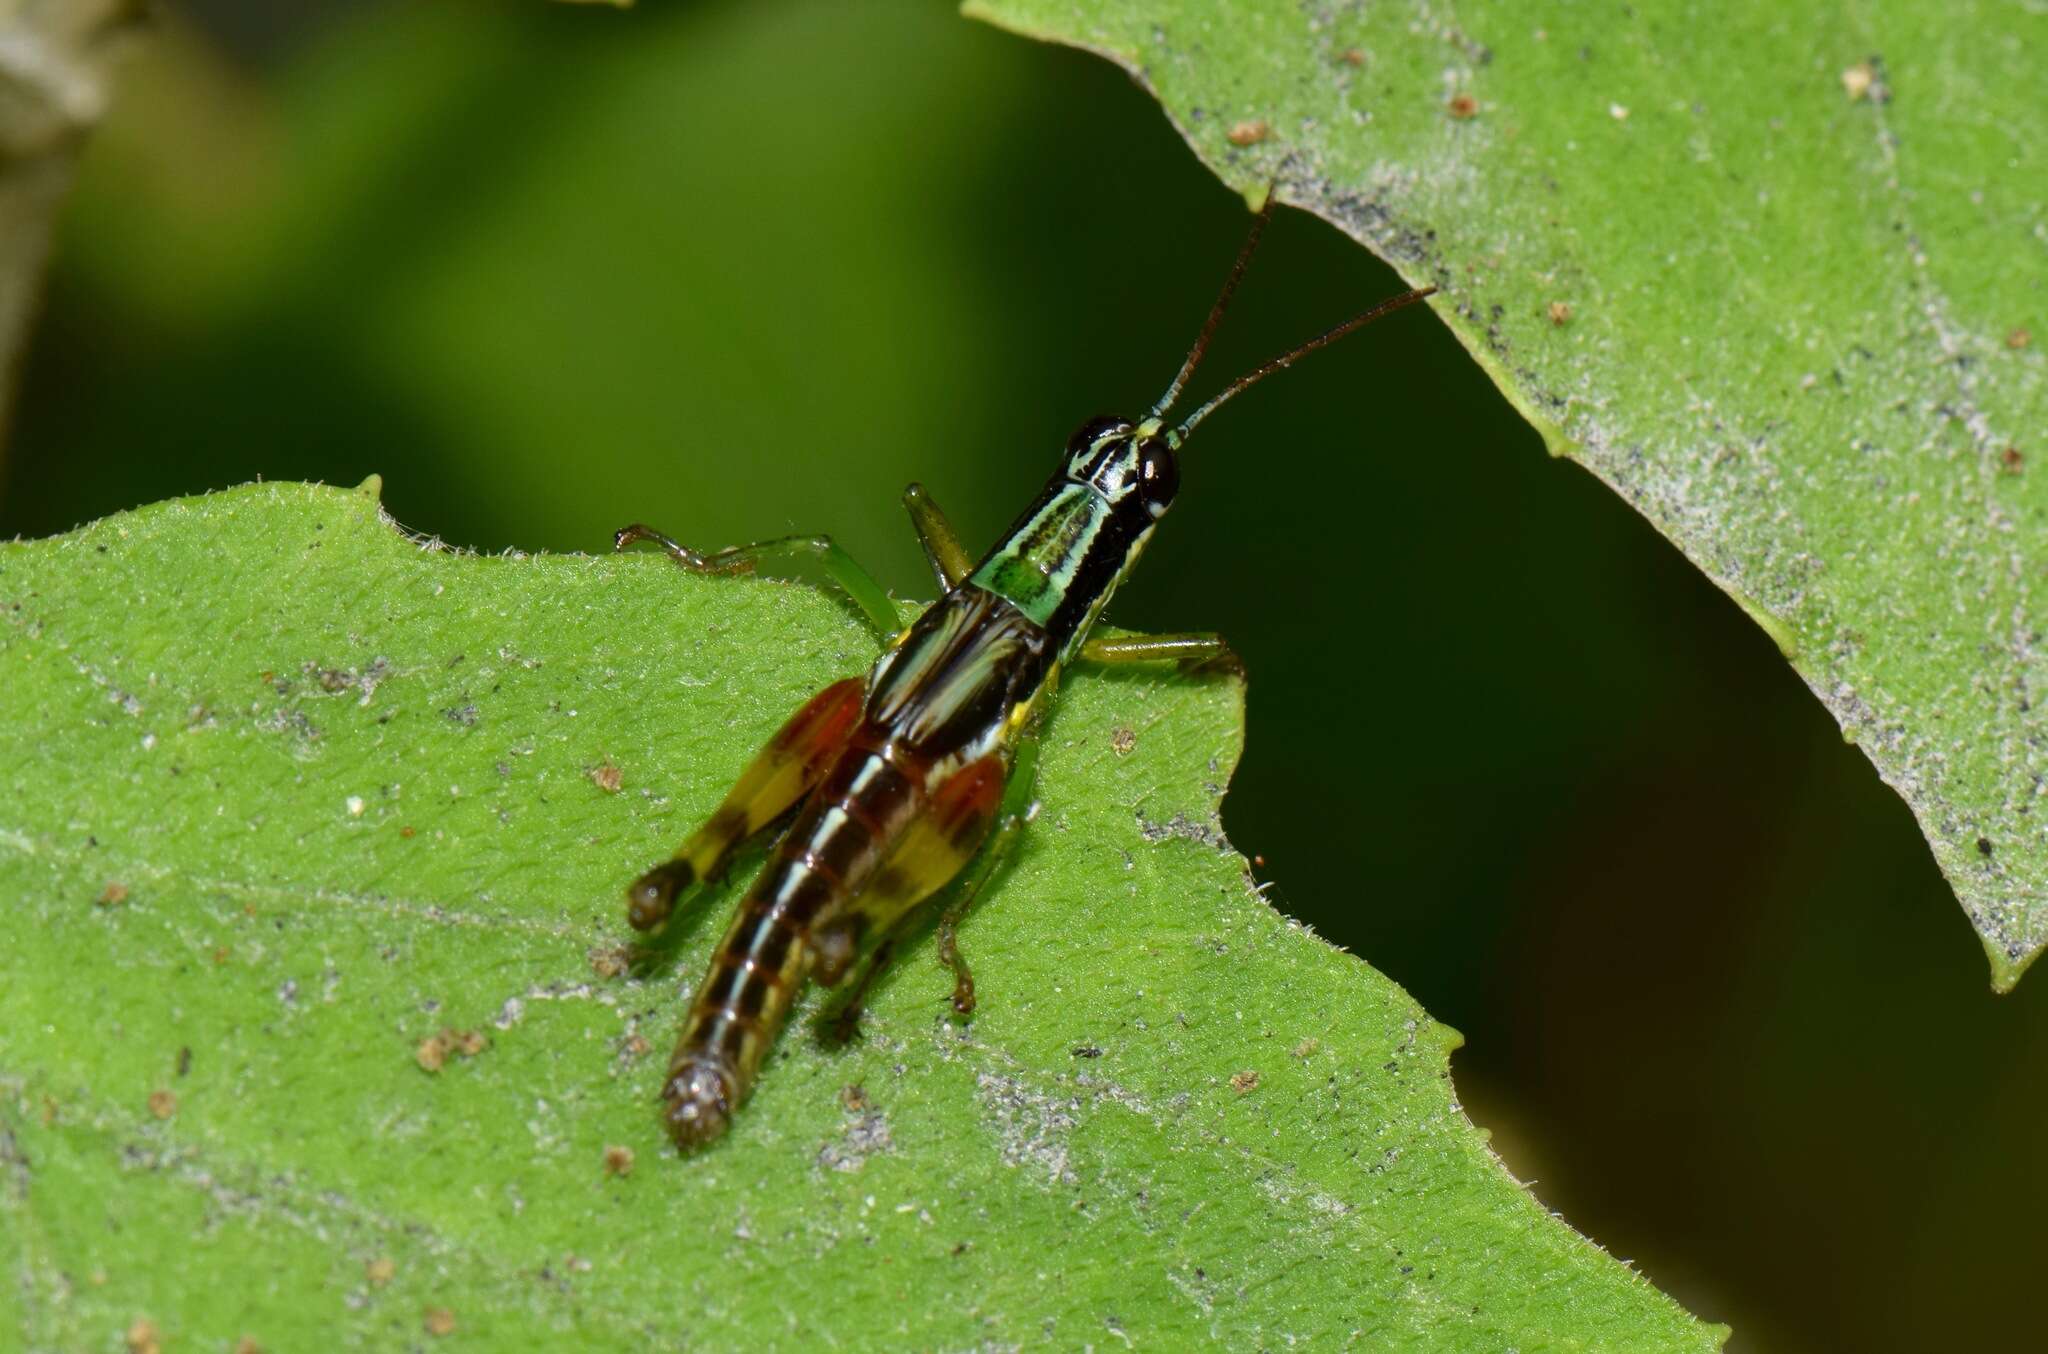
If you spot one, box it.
[614,522,673,554]
[1181,645,1246,680]
[614,522,718,570]
[626,861,693,930]
[826,1002,865,1047]
[937,917,978,1017]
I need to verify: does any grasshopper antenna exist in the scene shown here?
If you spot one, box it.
[1147,192,1277,421]
[1173,284,1438,440]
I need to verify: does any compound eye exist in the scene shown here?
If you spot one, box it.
[1137,440,1179,513]
[1066,415,1129,458]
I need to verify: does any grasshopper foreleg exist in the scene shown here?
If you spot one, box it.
[615,522,900,644]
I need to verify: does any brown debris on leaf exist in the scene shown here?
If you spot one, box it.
[415,1027,488,1073]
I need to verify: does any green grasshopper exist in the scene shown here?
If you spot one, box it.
[618,196,1435,1149]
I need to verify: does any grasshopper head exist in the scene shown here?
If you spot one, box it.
[1061,414,1180,523]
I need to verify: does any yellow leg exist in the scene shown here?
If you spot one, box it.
[816,734,1040,1035]
[1079,631,1243,675]
[625,677,865,931]
[804,751,1010,1040]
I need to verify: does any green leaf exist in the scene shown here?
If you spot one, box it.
[966,1,2048,988]
[1,483,1718,1349]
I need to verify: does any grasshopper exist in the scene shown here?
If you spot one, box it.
[619,195,1435,1148]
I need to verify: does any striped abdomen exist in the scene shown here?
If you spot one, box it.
[654,586,1050,1148]
[660,736,927,1146]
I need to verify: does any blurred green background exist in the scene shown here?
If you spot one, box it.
[4,3,2042,1349]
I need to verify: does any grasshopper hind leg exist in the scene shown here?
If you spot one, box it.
[814,733,1042,1040]
[627,859,698,930]
[625,677,865,931]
